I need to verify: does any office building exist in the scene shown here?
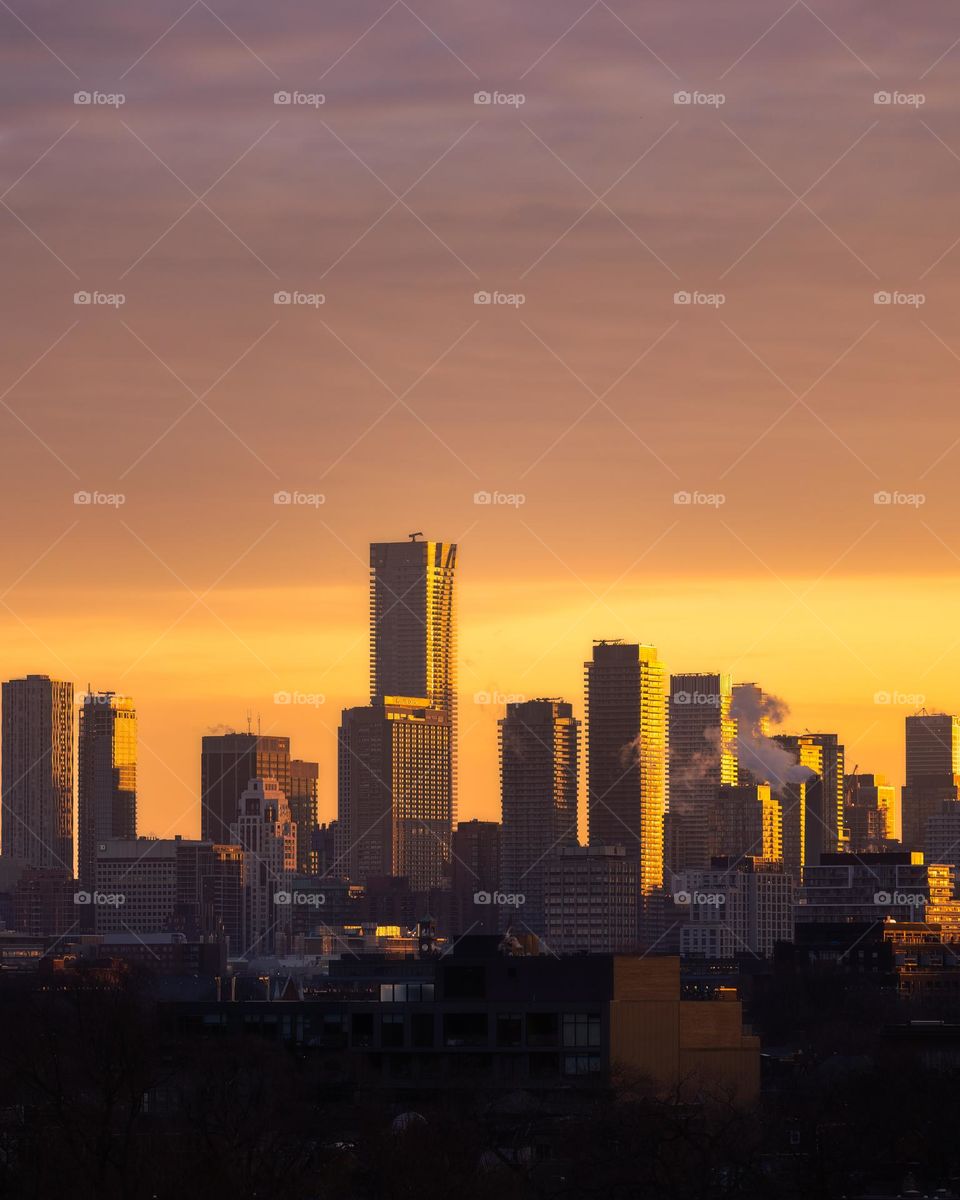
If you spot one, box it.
[902,713,960,852]
[668,673,737,874]
[585,641,668,900]
[796,851,953,925]
[775,733,845,864]
[1,675,74,872]
[338,699,451,891]
[200,732,291,844]
[543,845,638,953]
[289,759,319,875]
[499,698,579,935]
[845,772,895,854]
[230,777,297,958]
[677,857,793,960]
[78,691,137,890]
[451,819,501,934]
[714,784,782,865]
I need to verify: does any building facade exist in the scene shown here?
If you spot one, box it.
[289,759,319,875]
[543,845,638,953]
[200,732,291,845]
[78,691,137,890]
[230,777,297,957]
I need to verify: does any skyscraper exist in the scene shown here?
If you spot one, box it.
[845,772,895,853]
[370,538,457,813]
[668,673,737,874]
[337,699,452,891]
[78,691,137,890]
[200,732,291,844]
[776,733,845,864]
[230,777,296,958]
[902,713,960,851]
[289,759,319,875]
[585,642,668,900]
[499,698,579,935]
[1,675,74,873]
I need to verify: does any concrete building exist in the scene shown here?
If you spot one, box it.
[499,698,579,935]
[200,732,291,845]
[585,642,668,903]
[796,851,953,925]
[451,819,501,934]
[845,772,895,853]
[78,691,137,890]
[543,845,638,954]
[337,699,451,891]
[1,675,74,872]
[230,777,296,958]
[714,784,783,865]
[677,858,793,960]
[902,713,960,852]
[775,733,846,864]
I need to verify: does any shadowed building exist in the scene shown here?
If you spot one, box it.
[1,675,74,873]
[200,732,290,845]
[78,692,137,891]
[775,733,846,864]
[499,699,579,935]
[902,713,960,852]
[544,845,638,953]
[289,759,319,875]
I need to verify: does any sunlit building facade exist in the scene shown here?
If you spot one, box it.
[585,642,668,900]
[230,778,297,957]
[78,692,137,890]
[289,759,319,875]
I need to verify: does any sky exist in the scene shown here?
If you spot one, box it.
[2,0,960,840]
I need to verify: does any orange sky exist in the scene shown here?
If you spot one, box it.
[2,0,960,841]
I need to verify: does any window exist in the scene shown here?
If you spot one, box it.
[351,1012,374,1047]
[496,1012,522,1047]
[411,1012,434,1048]
[563,1053,601,1076]
[442,1012,488,1047]
[562,1013,601,1048]
[526,1012,558,1047]
[381,1013,404,1048]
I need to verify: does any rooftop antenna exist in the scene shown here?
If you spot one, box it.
[257,712,262,737]
[408,531,423,541]
[246,709,253,735]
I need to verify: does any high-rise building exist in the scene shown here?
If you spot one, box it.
[78,692,137,890]
[369,539,457,720]
[1,675,74,873]
[668,673,737,875]
[337,699,451,891]
[776,733,845,864]
[796,852,953,924]
[845,772,895,854]
[543,845,638,953]
[93,836,242,948]
[200,732,291,845]
[678,858,793,960]
[714,784,783,865]
[585,642,668,900]
[902,713,960,851]
[230,777,297,958]
[289,759,319,875]
[451,819,501,934]
[924,800,960,893]
[499,698,579,935]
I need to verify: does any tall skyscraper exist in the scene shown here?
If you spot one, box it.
[845,772,895,853]
[78,691,137,890]
[776,733,845,864]
[200,732,291,844]
[902,713,960,851]
[289,759,319,875]
[714,784,783,865]
[668,673,737,874]
[337,699,452,891]
[499,698,579,935]
[1,675,74,873]
[370,538,457,813]
[585,642,668,900]
[451,819,501,934]
[230,777,296,958]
